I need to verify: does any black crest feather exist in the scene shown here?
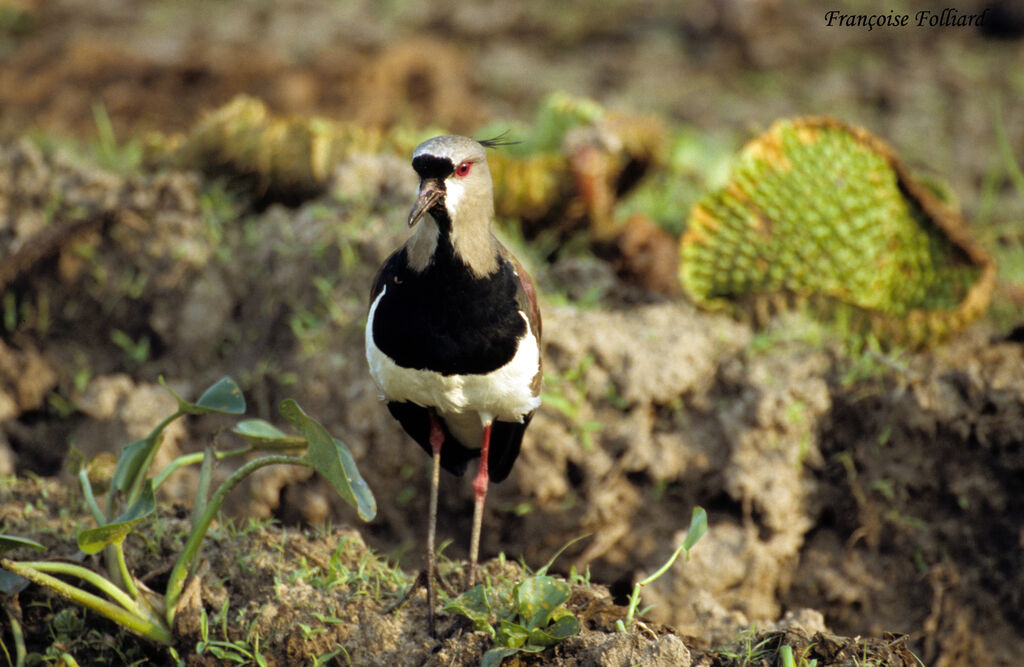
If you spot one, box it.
[478,131,519,149]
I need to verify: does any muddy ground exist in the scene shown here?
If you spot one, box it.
[1,1,1023,665]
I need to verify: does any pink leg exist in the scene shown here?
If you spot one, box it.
[468,422,492,586]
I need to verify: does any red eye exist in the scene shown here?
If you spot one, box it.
[454,161,473,178]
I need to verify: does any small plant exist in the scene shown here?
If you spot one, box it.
[616,506,706,632]
[90,102,143,172]
[0,376,376,650]
[443,537,587,667]
[196,606,268,666]
[780,643,818,667]
[719,626,773,665]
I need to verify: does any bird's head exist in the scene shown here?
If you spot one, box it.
[407,135,497,230]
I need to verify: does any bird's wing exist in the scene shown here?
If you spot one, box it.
[508,253,542,341]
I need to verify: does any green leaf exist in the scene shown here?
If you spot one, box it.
[76,481,155,554]
[160,376,245,415]
[0,535,46,555]
[526,610,579,647]
[279,399,376,521]
[195,377,245,414]
[0,537,44,596]
[516,575,571,629]
[232,419,306,450]
[0,569,29,596]
[682,506,708,554]
[497,619,529,649]
[0,536,48,597]
[443,581,517,633]
[111,438,154,493]
[636,505,708,589]
[481,646,520,667]
[442,584,492,630]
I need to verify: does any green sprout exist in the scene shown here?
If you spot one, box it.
[196,605,268,666]
[616,506,707,632]
[0,376,376,648]
[90,102,143,172]
[781,643,818,667]
[718,626,773,664]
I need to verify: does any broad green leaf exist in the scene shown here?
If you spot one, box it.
[195,377,245,414]
[232,419,306,450]
[280,399,376,521]
[0,535,46,555]
[526,611,579,647]
[444,581,516,634]
[160,376,245,415]
[442,584,491,627]
[516,575,571,629]
[77,481,155,554]
[111,437,155,493]
[481,647,520,667]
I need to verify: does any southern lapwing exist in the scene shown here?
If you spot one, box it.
[365,135,542,634]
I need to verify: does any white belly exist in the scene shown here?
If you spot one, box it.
[365,286,541,441]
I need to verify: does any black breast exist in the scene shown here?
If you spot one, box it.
[371,240,526,376]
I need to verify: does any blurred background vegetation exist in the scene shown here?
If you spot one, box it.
[2,0,1020,323]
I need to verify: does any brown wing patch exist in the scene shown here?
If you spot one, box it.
[509,253,542,340]
[506,251,543,399]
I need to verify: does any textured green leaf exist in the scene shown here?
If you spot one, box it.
[444,581,516,634]
[679,117,992,346]
[497,620,529,648]
[443,584,491,629]
[444,584,487,615]
[527,611,579,647]
[280,399,376,521]
[516,575,571,629]
[77,481,155,554]
[232,419,306,449]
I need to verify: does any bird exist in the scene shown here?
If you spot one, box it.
[364,134,542,634]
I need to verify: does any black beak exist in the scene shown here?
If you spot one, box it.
[408,178,444,227]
